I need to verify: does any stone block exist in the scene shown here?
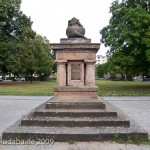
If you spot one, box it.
[60,38,91,44]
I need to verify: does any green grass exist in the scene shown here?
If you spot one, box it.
[0,80,56,96]
[96,80,150,96]
[0,80,150,96]
[113,133,150,145]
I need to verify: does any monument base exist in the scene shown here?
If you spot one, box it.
[54,86,98,98]
[2,97,148,142]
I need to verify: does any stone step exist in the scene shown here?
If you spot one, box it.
[3,125,148,142]
[2,98,148,142]
[46,102,105,109]
[33,109,117,118]
[21,116,130,127]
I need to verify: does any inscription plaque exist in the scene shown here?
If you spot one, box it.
[71,64,80,80]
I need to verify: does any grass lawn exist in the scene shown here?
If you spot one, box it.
[0,80,56,96]
[0,80,150,96]
[96,80,150,96]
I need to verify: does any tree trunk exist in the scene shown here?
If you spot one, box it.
[30,72,33,84]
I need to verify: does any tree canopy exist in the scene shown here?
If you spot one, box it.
[0,0,54,81]
[96,63,109,78]
[100,0,150,77]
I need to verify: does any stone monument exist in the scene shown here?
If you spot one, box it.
[2,18,148,142]
[51,17,99,101]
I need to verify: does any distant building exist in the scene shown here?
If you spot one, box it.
[96,55,107,65]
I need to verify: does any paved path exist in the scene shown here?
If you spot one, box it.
[104,96,150,134]
[0,96,150,150]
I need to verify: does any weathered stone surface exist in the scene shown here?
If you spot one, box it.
[21,117,130,127]
[3,127,148,142]
[46,102,105,109]
[66,17,86,38]
[54,86,98,98]
[56,53,96,62]
[51,43,100,50]
[60,38,91,44]
[54,86,98,92]
[51,41,100,90]
[2,97,148,142]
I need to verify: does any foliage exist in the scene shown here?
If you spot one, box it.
[68,140,76,144]
[100,0,150,77]
[113,133,150,145]
[0,0,35,74]
[96,63,109,78]
[0,0,54,82]
[28,35,54,82]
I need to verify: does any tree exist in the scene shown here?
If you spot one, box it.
[0,0,36,77]
[96,63,109,78]
[100,0,150,78]
[0,0,54,82]
[12,35,54,83]
[30,35,54,82]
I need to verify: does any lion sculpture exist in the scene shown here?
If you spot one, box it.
[66,17,86,38]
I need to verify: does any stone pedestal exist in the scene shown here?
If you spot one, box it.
[51,38,100,99]
[54,86,98,99]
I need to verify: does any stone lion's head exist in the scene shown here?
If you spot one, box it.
[68,17,83,27]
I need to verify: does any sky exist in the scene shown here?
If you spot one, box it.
[21,0,114,55]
